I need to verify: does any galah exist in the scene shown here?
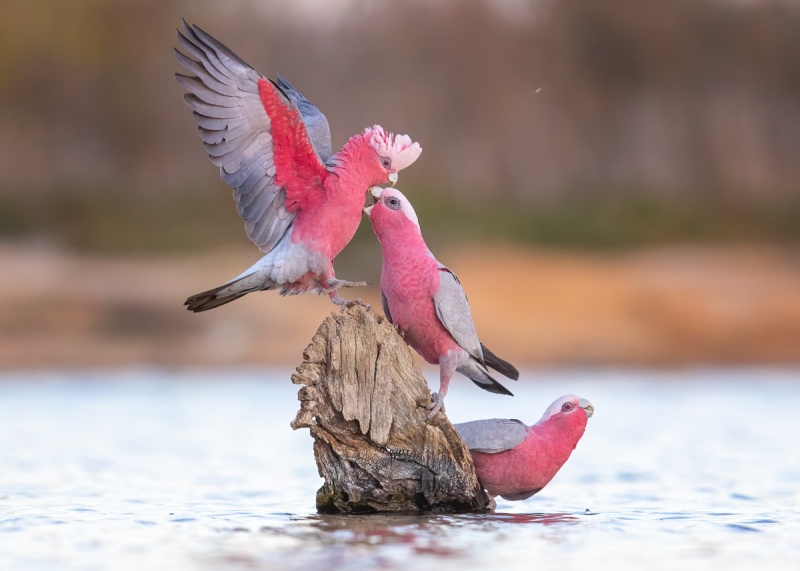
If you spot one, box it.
[174,21,422,311]
[455,394,594,503]
[364,186,519,418]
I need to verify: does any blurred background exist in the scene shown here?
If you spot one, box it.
[1,0,799,369]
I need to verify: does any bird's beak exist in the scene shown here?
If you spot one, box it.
[388,172,398,187]
[578,398,594,418]
[363,186,384,217]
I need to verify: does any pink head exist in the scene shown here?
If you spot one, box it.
[361,126,422,186]
[534,394,594,446]
[363,186,421,240]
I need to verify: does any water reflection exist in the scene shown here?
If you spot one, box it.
[244,511,583,568]
[214,512,562,570]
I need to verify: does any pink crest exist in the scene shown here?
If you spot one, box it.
[364,125,422,171]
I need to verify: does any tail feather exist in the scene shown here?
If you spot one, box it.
[481,343,520,380]
[185,286,250,312]
[184,274,276,312]
[458,358,514,396]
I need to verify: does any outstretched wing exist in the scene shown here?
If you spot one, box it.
[276,75,333,163]
[175,21,328,253]
[433,266,484,362]
[454,418,529,453]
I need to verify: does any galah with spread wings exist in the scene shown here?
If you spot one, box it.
[364,187,519,418]
[455,394,593,503]
[174,21,421,311]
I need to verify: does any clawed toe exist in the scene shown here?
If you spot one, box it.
[425,393,444,420]
[330,294,348,307]
[326,279,371,308]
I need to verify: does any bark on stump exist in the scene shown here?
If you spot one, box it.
[291,305,491,514]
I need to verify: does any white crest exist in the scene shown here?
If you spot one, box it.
[365,126,422,171]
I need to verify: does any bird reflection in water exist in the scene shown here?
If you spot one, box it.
[258,512,580,558]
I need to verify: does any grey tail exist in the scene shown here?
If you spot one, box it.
[185,285,249,312]
[458,359,514,396]
[481,343,520,380]
[184,276,270,312]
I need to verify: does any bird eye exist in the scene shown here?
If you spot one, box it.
[381,157,391,170]
[386,197,401,211]
[561,402,574,412]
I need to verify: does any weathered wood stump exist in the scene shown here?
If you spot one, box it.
[291,304,491,514]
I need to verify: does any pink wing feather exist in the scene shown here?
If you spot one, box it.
[257,79,327,212]
[175,21,328,253]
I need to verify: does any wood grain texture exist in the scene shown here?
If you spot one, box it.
[291,305,491,514]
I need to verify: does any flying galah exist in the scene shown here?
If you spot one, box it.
[174,21,422,311]
[364,186,519,418]
[455,394,593,503]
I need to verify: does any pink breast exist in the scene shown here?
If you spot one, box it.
[471,433,571,497]
[382,253,460,364]
[291,185,365,259]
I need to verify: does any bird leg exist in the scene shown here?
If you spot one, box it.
[323,278,371,310]
[426,353,457,420]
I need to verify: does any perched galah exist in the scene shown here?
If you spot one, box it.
[455,394,594,503]
[364,186,519,418]
[174,21,421,311]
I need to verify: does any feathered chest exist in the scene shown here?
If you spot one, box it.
[382,249,437,298]
[381,250,442,330]
[291,179,367,257]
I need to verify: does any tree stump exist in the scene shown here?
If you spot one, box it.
[291,304,491,514]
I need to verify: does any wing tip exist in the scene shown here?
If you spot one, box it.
[470,377,514,396]
[481,343,520,380]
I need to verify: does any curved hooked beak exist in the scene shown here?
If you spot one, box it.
[363,186,384,217]
[388,172,398,187]
[578,398,594,418]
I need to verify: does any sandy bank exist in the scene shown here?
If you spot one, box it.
[1,242,798,369]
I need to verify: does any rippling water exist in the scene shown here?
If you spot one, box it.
[1,369,799,570]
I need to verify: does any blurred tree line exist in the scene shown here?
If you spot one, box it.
[1,0,798,251]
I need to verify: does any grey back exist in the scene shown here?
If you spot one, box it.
[454,418,529,453]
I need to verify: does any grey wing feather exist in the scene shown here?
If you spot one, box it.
[454,419,529,453]
[276,75,333,163]
[433,266,484,362]
[175,21,317,254]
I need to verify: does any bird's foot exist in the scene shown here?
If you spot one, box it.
[330,296,372,312]
[425,392,445,420]
[327,278,370,290]
[325,280,371,311]
[329,292,348,308]
[487,497,497,513]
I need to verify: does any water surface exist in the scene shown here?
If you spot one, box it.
[1,369,798,570]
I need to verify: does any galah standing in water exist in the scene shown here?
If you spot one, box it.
[455,394,593,504]
[364,186,519,418]
[174,21,421,311]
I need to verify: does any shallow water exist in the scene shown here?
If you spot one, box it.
[1,369,799,570]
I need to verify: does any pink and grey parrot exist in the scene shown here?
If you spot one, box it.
[174,21,422,311]
[364,186,519,418]
[455,394,593,503]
